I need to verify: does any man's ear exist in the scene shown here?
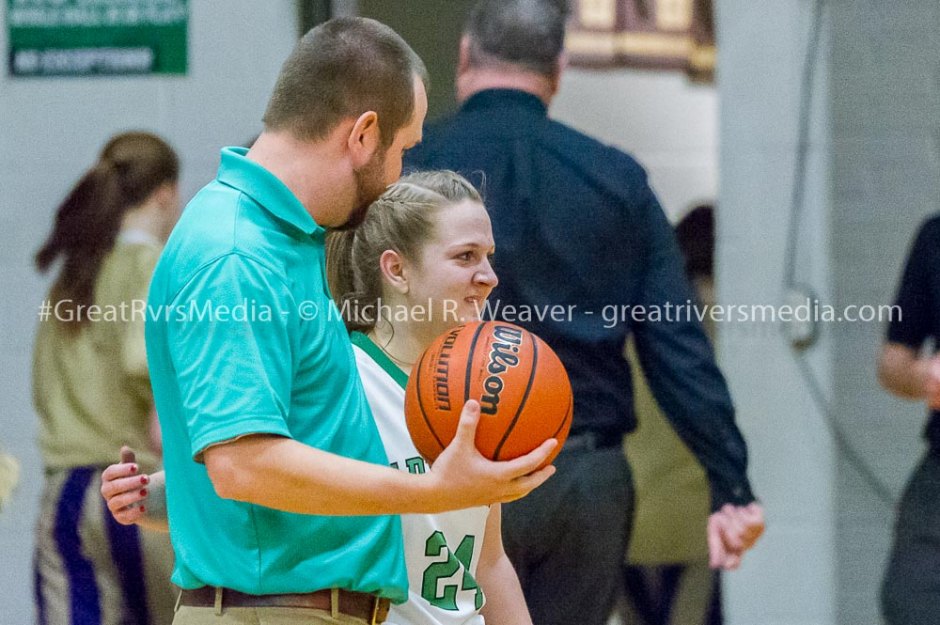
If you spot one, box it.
[348,111,381,168]
[549,52,567,96]
[458,35,473,77]
[379,249,409,294]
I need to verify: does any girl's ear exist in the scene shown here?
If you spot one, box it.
[379,249,409,294]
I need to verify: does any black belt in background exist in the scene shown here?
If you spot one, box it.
[562,430,622,452]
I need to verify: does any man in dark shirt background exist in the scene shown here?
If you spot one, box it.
[877,215,940,625]
[405,1,764,624]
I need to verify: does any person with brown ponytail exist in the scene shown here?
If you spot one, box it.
[32,131,180,625]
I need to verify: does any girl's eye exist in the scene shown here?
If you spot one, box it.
[457,251,474,261]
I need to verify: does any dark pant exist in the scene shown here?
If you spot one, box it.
[622,564,722,625]
[881,452,940,625]
[502,444,634,625]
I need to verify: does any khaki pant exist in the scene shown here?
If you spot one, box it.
[173,604,370,625]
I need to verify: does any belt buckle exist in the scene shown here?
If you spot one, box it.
[370,595,383,625]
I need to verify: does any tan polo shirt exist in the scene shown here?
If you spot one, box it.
[33,233,161,471]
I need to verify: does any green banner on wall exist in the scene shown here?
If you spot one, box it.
[7,0,188,77]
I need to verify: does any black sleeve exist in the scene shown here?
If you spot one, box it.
[631,182,755,511]
[887,218,938,348]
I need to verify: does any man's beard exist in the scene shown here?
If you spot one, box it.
[334,151,388,231]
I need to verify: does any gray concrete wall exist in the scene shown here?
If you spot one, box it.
[829,1,940,623]
[717,2,837,623]
[719,1,940,623]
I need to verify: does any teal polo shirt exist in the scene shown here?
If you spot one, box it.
[146,147,408,601]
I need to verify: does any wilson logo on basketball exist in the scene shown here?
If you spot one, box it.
[479,324,523,415]
[405,320,572,466]
[433,327,461,411]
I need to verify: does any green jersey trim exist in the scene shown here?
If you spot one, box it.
[351,332,409,390]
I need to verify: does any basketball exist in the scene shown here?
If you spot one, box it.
[404,320,572,465]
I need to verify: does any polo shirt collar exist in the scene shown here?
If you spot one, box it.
[460,89,548,116]
[216,147,323,237]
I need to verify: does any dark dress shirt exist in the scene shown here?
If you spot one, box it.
[405,88,754,508]
[887,214,940,451]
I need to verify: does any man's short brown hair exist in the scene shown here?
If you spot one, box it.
[263,17,429,146]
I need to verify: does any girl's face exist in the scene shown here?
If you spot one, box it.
[404,199,498,341]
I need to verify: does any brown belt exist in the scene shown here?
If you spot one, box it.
[178,586,390,624]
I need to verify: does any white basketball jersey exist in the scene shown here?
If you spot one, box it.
[352,333,490,625]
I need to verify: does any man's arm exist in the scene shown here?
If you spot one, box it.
[105,407,555,523]
[204,401,556,515]
[630,184,753,511]
[627,182,763,568]
[880,217,936,401]
[879,343,940,408]
[476,505,533,625]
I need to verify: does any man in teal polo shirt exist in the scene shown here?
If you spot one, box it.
[145,18,556,625]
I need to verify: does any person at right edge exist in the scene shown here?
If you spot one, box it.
[878,215,940,625]
[404,2,764,625]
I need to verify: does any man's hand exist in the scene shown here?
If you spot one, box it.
[922,356,940,409]
[100,446,151,526]
[707,502,765,570]
[424,400,557,512]
[878,343,940,407]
